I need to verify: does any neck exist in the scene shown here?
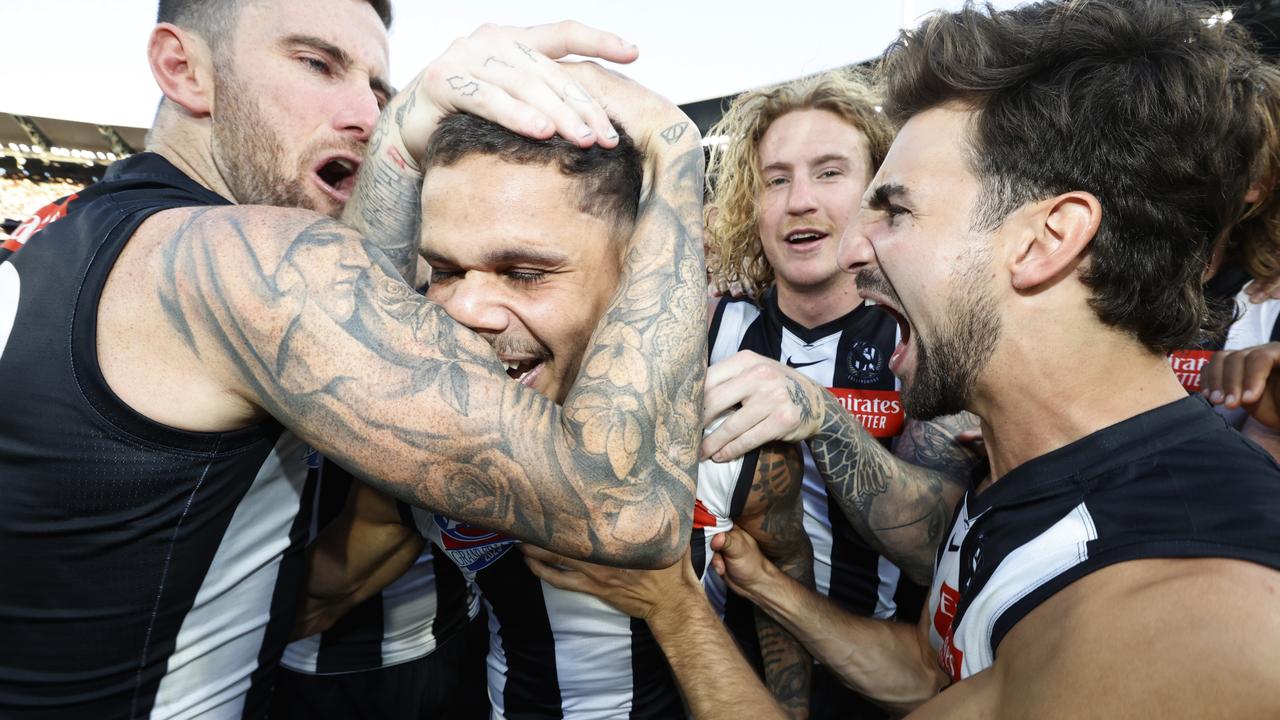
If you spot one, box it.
[145,102,238,202]
[971,324,1186,482]
[774,275,862,329]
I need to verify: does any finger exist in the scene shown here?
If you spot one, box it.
[702,413,785,463]
[956,429,984,444]
[557,62,623,145]
[524,556,588,593]
[489,65,606,147]
[705,351,762,395]
[1218,350,1249,409]
[519,544,565,565]
[519,20,639,64]
[423,65,554,139]
[1240,349,1280,405]
[1201,351,1227,402]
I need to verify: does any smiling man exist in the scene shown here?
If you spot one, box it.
[296,112,815,719]
[0,0,707,716]
[597,1,1280,718]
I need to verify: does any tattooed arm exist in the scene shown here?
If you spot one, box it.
[341,21,641,282]
[295,483,423,639]
[735,443,813,719]
[702,352,978,584]
[153,94,703,567]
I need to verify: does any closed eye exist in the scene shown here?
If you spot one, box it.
[506,270,547,286]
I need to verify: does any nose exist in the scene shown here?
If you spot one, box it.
[785,176,819,216]
[432,275,512,335]
[837,211,878,274]
[333,82,381,142]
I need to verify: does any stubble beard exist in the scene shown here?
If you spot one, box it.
[211,66,327,215]
[902,251,1001,421]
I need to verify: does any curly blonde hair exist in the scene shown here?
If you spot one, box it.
[704,68,894,298]
[1233,62,1280,284]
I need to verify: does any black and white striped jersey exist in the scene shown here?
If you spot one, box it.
[927,395,1280,681]
[708,290,914,620]
[409,454,745,720]
[281,458,478,675]
[0,153,315,718]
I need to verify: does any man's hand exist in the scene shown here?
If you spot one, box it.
[521,544,700,621]
[1245,276,1280,304]
[702,351,828,462]
[1201,342,1280,430]
[558,62,699,158]
[391,21,637,164]
[709,527,783,603]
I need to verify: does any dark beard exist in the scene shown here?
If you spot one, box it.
[857,258,1001,421]
[211,69,325,214]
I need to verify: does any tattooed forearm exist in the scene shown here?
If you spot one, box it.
[742,444,813,719]
[342,101,423,282]
[808,391,967,584]
[158,121,705,568]
[894,413,982,480]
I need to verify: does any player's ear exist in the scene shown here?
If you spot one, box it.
[1008,191,1100,291]
[148,22,217,116]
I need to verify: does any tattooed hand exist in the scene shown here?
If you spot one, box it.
[559,62,702,158]
[344,21,639,282]
[390,21,636,164]
[701,350,828,462]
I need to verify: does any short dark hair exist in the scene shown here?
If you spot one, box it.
[423,113,643,234]
[157,0,393,52]
[880,0,1264,353]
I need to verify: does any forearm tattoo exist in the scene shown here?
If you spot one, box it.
[341,94,422,282]
[155,140,706,566]
[747,444,813,719]
[808,391,972,584]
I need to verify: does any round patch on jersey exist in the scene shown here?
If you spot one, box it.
[846,341,884,384]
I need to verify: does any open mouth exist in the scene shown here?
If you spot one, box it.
[312,155,361,202]
[864,294,913,375]
[784,229,829,247]
[501,357,545,387]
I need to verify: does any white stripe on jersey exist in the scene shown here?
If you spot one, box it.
[928,500,1097,680]
[150,433,309,719]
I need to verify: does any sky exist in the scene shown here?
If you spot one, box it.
[1,1,1020,130]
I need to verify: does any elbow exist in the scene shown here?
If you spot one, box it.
[591,503,692,570]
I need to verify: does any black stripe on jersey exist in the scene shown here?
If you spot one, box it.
[728,449,759,519]
[480,550,563,718]
[627,618,682,719]
[690,527,707,581]
[1271,312,1280,343]
[431,545,471,643]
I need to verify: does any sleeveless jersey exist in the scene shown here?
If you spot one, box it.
[409,453,747,720]
[280,457,479,675]
[0,152,314,719]
[927,396,1280,681]
[708,290,914,619]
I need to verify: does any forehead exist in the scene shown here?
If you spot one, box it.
[870,106,977,203]
[235,0,389,77]
[420,155,616,263]
[759,109,870,166]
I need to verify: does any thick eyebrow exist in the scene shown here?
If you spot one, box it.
[866,182,911,210]
[761,152,851,175]
[282,34,393,102]
[419,246,570,267]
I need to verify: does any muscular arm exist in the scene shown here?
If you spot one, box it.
[154,130,705,568]
[294,483,423,639]
[735,444,813,719]
[719,530,946,715]
[807,391,976,584]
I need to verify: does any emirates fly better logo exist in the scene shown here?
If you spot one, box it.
[827,388,905,438]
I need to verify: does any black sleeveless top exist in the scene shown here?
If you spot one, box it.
[0,153,314,718]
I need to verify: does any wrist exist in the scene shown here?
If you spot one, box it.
[647,583,711,639]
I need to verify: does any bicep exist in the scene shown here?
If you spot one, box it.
[159,207,576,529]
